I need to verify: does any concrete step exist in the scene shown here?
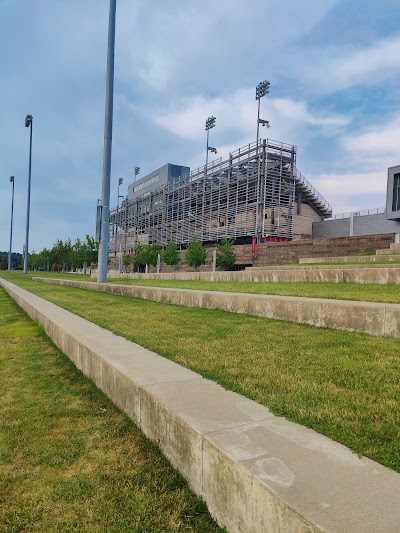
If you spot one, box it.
[299,255,400,264]
[376,243,400,255]
[3,277,400,533]
[245,263,400,271]
[33,277,400,338]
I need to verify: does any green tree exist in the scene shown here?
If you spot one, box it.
[144,244,162,268]
[215,236,236,270]
[83,234,98,267]
[162,238,180,267]
[185,236,208,270]
[123,253,131,270]
[133,243,147,271]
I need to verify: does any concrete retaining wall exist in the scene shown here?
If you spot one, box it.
[101,265,400,285]
[299,255,400,263]
[33,278,400,338]
[2,278,400,532]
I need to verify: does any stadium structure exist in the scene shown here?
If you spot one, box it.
[109,138,332,253]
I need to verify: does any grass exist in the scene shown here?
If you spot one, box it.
[104,278,400,304]
[21,270,400,304]
[0,286,222,532]
[1,272,400,474]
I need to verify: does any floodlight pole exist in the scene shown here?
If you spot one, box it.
[205,116,216,168]
[255,80,270,147]
[97,0,117,283]
[24,115,33,274]
[206,128,210,167]
[8,176,15,271]
[256,98,261,147]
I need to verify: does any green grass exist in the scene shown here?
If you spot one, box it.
[0,286,222,532]
[22,270,400,304]
[106,278,400,304]
[1,272,400,474]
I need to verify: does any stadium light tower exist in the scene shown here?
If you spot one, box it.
[117,177,124,205]
[8,176,15,271]
[205,116,217,167]
[134,166,140,180]
[24,114,33,274]
[97,0,117,283]
[256,80,270,145]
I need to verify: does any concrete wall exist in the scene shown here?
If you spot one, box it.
[313,213,400,239]
[33,278,400,338]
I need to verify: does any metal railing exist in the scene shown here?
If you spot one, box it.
[295,169,332,214]
[325,207,386,221]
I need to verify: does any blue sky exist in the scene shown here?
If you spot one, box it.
[1,0,400,253]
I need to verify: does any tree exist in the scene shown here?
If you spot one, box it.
[144,244,162,267]
[162,238,180,267]
[133,243,147,271]
[123,253,131,270]
[215,236,236,270]
[185,236,208,270]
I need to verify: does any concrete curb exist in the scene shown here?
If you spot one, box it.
[2,278,400,532]
[33,277,400,338]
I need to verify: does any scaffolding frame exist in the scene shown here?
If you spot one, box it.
[109,139,297,250]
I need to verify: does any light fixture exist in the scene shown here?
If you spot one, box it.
[255,80,270,145]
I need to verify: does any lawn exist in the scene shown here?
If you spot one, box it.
[1,272,400,474]
[0,286,221,532]
[109,278,400,304]
[16,270,400,304]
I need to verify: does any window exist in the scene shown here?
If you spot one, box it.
[393,173,400,212]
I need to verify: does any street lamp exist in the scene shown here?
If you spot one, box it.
[116,177,125,272]
[205,116,217,167]
[97,0,117,283]
[24,114,33,274]
[256,80,270,145]
[8,176,15,271]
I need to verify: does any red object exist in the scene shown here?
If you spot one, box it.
[251,237,256,257]
[265,236,287,243]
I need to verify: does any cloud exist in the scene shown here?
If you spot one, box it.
[341,115,400,167]
[296,35,400,93]
[151,88,349,143]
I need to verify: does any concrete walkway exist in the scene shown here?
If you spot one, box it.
[2,277,400,532]
[34,277,400,338]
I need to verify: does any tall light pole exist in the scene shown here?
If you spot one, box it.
[134,166,140,181]
[116,177,124,270]
[205,116,217,168]
[97,0,117,283]
[256,80,270,146]
[8,176,15,271]
[117,177,123,206]
[24,114,33,274]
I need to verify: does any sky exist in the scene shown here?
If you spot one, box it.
[1,0,400,253]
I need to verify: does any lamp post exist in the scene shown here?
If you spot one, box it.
[24,114,33,274]
[205,116,217,168]
[8,176,15,271]
[97,0,117,283]
[256,80,270,146]
[117,177,124,271]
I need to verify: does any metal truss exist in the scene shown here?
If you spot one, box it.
[109,139,297,249]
